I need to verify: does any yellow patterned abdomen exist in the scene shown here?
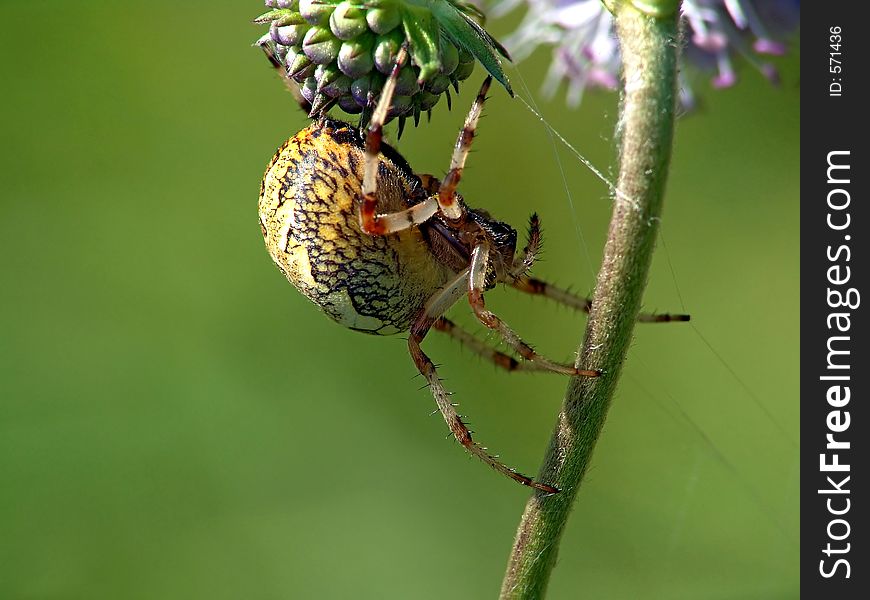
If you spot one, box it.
[258,120,454,334]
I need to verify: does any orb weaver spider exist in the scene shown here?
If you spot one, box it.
[258,46,688,493]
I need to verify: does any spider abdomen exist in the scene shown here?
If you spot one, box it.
[258,121,454,334]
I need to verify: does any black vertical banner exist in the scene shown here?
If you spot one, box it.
[802,3,866,597]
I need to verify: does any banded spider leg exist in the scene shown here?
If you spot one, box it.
[355,54,604,492]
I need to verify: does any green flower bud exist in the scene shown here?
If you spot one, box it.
[366,5,401,35]
[265,1,300,10]
[271,21,310,47]
[337,35,375,79]
[338,95,363,115]
[309,92,334,115]
[451,60,474,82]
[387,94,413,118]
[314,63,344,91]
[373,29,404,75]
[302,26,341,65]
[321,73,352,99]
[424,73,451,95]
[438,38,459,76]
[415,90,440,111]
[330,2,369,41]
[299,0,335,27]
[393,66,420,97]
[255,8,305,26]
[301,76,317,104]
[351,72,386,108]
[286,46,315,79]
[268,38,289,63]
[457,45,473,66]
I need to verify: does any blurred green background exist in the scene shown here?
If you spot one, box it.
[0,2,798,598]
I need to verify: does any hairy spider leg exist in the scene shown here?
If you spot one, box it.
[356,66,597,490]
[510,277,691,322]
[256,39,319,115]
[509,213,543,279]
[433,318,555,373]
[431,218,579,375]
[358,45,441,236]
[409,272,560,494]
[468,242,600,377]
[358,69,500,237]
[437,77,493,221]
[507,215,689,321]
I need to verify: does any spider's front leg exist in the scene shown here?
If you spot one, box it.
[358,69,497,237]
[409,273,559,494]
[358,45,439,237]
[436,76,493,220]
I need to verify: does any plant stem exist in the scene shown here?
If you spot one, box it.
[499,3,681,598]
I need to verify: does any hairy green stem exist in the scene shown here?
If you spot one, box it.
[499,3,681,598]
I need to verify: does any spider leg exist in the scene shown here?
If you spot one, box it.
[468,242,600,377]
[433,317,554,373]
[409,273,559,493]
[507,214,689,321]
[255,38,311,114]
[437,77,493,221]
[357,75,497,235]
[511,277,691,322]
[358,46,440,236]
[509,213,542,279]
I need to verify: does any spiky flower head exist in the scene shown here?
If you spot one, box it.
[255,0,512,126]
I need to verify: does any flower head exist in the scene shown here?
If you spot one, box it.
[255,0,514,126]
[493,0,799,108]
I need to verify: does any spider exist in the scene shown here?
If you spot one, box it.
[258,46,688,493]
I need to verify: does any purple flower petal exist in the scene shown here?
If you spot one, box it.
[754,38,787,55]
[497,0,797,108]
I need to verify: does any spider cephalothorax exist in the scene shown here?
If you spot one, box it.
[259,47,688,492]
